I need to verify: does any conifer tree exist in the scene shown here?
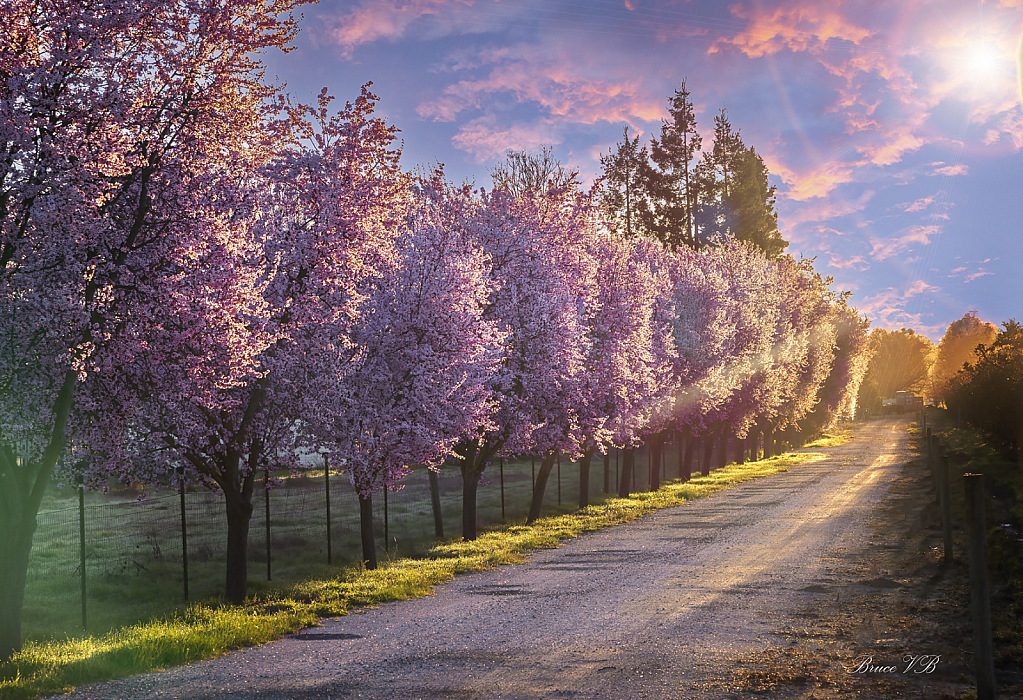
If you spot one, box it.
[649,80,702,250]
[600,127,653,239]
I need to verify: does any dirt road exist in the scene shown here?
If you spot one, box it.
[56,417,961,699]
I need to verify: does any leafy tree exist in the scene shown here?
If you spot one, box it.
[856,328,935,415]
[489,145,577,198]
[801,302,872,432]
[0,0,308,658]
[945,320,1023,466]
[424,178,599,539]
[929,312,998,406]
[313,180,503,568]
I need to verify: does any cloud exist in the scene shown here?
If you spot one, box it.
[709,2,872,59]
[948,259,998,283]
[856,282,942,335]
[903,196,933,213]
[450,115,563,162]
[317,0,471,58]
[417,45,665,128]
[823,252,870,271]
[983,112,1023,151]
[929,163,968,177]
[965,270,994,282]
[869,225,940,261]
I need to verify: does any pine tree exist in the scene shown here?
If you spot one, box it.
[702,108,787,258]
[649,80,702,250]
[600,127,653,239]
[727,147,787,258]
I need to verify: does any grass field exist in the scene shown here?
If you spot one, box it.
[2,433,848,700]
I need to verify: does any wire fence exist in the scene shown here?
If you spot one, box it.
[27,449,658,636]
[25,430,785,641]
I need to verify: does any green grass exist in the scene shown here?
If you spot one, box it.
[802,426,854,449]
[1,449,826,700]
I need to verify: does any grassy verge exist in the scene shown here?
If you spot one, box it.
[1,449,827,700]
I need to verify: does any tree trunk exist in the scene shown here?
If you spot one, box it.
[603,450,610,493]
[618,448,635,498]
[767,425,777,458]
[649,434,663,491]
[0,369,75,661]
[461,465,480,541]
[718,429,728,469]
[0,514,35,661]
[357,492,377,570]
[223,484,254,604]
[736,434,746,464]
[579,449,594,509]
[428,468,444,538]
[680,429,694,481]
[527,453,558,523]
[701,434,713,476]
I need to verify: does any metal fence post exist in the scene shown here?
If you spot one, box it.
[325,456,332,565]
[178,467,189,602]
[963,473,996,700]
[77,475,87,631]
[265,468,271,581]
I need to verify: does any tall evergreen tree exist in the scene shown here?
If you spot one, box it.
[649,80,702,250]
[600,127,653,239]
[702,108,786,258]
[727,147,787,258]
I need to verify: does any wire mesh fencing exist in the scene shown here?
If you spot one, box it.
[23,445,673,639]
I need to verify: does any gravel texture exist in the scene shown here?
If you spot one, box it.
[52,417,935,700]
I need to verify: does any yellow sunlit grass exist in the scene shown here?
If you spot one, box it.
[0,447,832,700]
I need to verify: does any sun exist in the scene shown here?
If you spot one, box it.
[969,45,998,77]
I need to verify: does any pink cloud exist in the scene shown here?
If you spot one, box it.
[709,2,872,59]
[929,163,968,177]
[318,0,475,58]
[983,113,1023,151]
[856,283,943,337]
[418,46,665,128]
[903,196,934,213]
[450,115,563,162]
[869,225,940,261]
[823,252,870,271]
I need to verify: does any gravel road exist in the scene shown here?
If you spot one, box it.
[54,417,914,700]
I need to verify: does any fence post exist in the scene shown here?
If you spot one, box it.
[178,467,189,602]
[500,457,505,520]
[939,447,953,567]
[929,434,940,500]
[428,468,444,538]
[963,473,996,700]
[265,468,271,581]
[325,455,332,565]
[77,475,87,631]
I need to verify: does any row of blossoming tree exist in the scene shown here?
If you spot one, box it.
[0,0,872,661]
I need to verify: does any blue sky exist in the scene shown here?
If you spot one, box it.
[262,0,1023,341]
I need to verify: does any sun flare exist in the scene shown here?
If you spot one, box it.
[969,46,997,76]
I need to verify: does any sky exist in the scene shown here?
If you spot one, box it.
[261,0,1023,342]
